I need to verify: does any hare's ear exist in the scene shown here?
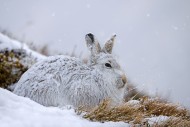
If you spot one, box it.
[85,33,101,55]
[102,35,116,54]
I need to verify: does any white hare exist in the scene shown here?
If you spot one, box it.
[13,33,127,109]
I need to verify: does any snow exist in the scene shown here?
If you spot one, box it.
[0,88,129,127]
[171,25,179,30]
[0,33,46,60]
[146,116,169,125]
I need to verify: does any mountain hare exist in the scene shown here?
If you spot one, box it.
[13,33,127,109]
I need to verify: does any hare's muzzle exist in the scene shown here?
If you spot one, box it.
[122,74,127,85]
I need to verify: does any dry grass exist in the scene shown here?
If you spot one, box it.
[141,97,188,117]
[82,97,190,126]
[83,100,144,124]
[0,49,28,90]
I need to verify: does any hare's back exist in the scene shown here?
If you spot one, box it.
[14,55,84,93]
[24,55,83,79]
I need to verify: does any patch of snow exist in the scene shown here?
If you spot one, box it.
[126,100,140,108]
[171,25,179,30]
[0,33,46,60]
[0,88,129,127]
[146,115,169,125]
[51,12,56,17]
[146,13,150,17]
[86,4,91,9]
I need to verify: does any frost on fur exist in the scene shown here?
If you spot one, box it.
[14,33,127,109]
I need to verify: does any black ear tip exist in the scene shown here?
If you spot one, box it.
[86,33,94,42]
[87,33,93,37]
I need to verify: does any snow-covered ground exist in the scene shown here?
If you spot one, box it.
[0,88,129,127]
[0,33,46,60]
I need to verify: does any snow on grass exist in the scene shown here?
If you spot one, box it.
[145,116,169,125]
[0,33,46,60]
[0,88,129,127]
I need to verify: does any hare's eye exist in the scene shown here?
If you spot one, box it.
[105,63,112,68]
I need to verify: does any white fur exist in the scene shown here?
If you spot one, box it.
[13,34,127,109]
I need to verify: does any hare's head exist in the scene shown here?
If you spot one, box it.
[85,33,127,89]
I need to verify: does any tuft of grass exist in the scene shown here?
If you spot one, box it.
[140,97,188,118]
[0,49,28,90]
[83,100,144,124]
[82,97,190,126]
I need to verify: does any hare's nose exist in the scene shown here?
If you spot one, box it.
[122,75,127,85]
